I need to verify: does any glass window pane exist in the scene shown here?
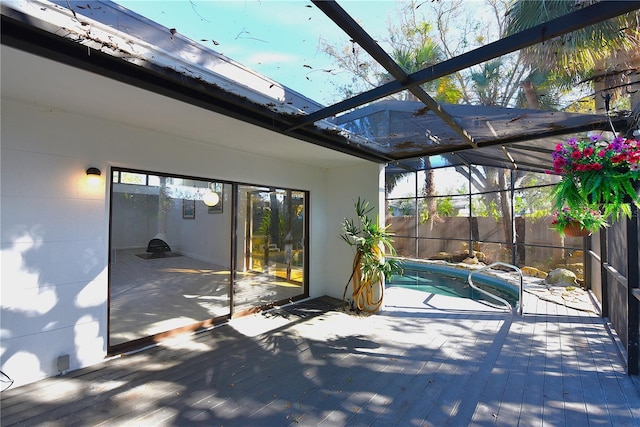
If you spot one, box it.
[119,171,147,185]
[147,174,160,186]
[109,171,232,347]
[233,186,306,313]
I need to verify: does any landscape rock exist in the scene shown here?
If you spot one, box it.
[544,268,577,287]
[521,266,548,279]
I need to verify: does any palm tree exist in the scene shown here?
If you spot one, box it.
[505,0,640,113]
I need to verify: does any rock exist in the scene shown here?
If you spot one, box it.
[462,257,479,264]
[522,266,548,279]
[432,252,450,260]
[430,251,473,263]
[566,251,584,264]
[544,268,577,287]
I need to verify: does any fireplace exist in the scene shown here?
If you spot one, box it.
[146,236,171,256]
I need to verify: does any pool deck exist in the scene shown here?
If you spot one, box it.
[2,289,639,426]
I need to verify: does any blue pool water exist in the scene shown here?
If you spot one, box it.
[386,261,519,307]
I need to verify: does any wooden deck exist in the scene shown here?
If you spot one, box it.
[2,289,639,426]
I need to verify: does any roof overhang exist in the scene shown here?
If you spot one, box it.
[1,0,393,163]
[2,0,638,172]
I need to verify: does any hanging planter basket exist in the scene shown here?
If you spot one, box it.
[563,220,592,237]
[551,135,640,227]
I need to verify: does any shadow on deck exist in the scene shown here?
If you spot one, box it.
[2,291,639,426]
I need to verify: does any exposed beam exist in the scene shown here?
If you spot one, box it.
[387,116,629,161]
[310,0,476,147]
[295,1,640,128]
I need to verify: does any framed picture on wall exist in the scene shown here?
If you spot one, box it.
[183,199,195,219]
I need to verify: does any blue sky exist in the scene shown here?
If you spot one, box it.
[115,1,401,105]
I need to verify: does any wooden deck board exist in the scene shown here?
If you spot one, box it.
[2,290,639,426]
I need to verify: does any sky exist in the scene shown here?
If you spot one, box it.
[115,0,402,105]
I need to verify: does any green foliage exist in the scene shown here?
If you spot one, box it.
[525,208,551,222]
[258,208,285,242]
[551,135,640,223]
[470,59,503,106]
[506,0,640,77]
[419,196,455,223]
[550,206,607,235]
[435,75,464,104]
[472,198,501,221]
[341,197,403,284]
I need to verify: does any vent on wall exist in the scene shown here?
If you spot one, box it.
[57,354,70,374]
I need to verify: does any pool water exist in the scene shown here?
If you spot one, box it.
[386,263,519,307]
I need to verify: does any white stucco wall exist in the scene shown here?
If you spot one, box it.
[324,163,386,300]
[0,48,381,388]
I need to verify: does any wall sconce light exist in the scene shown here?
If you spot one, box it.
[86,167,102,186]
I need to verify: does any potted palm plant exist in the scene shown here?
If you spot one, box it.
[340,198,402,313]
[550,134,640,234]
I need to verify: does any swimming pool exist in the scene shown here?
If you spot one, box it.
[386,260,519,308]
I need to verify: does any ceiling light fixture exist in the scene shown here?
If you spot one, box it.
[203,184,220,207]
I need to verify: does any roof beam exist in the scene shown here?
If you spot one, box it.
[310,0,476,148]
[387,115,629,161]
[295,1,640,127]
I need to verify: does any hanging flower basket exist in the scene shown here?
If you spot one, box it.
[550,206,606,236]
[562,220,592,237]
[550,134,640,233]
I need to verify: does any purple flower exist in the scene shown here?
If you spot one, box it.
[609,139,624,151]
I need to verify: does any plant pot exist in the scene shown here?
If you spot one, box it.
[563,221,592,237]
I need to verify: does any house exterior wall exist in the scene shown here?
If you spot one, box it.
[324,163,386,301]
[0,53,381,388]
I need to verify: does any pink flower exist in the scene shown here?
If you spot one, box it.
[611,154,626,164]
[571,150,582,159]
[553,158,566,167]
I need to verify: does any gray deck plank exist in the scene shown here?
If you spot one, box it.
[2,290,639,427]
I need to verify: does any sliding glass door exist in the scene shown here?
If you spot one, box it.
[108,169,308,351]
[108,170,232,349]
[233,186,307,314]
